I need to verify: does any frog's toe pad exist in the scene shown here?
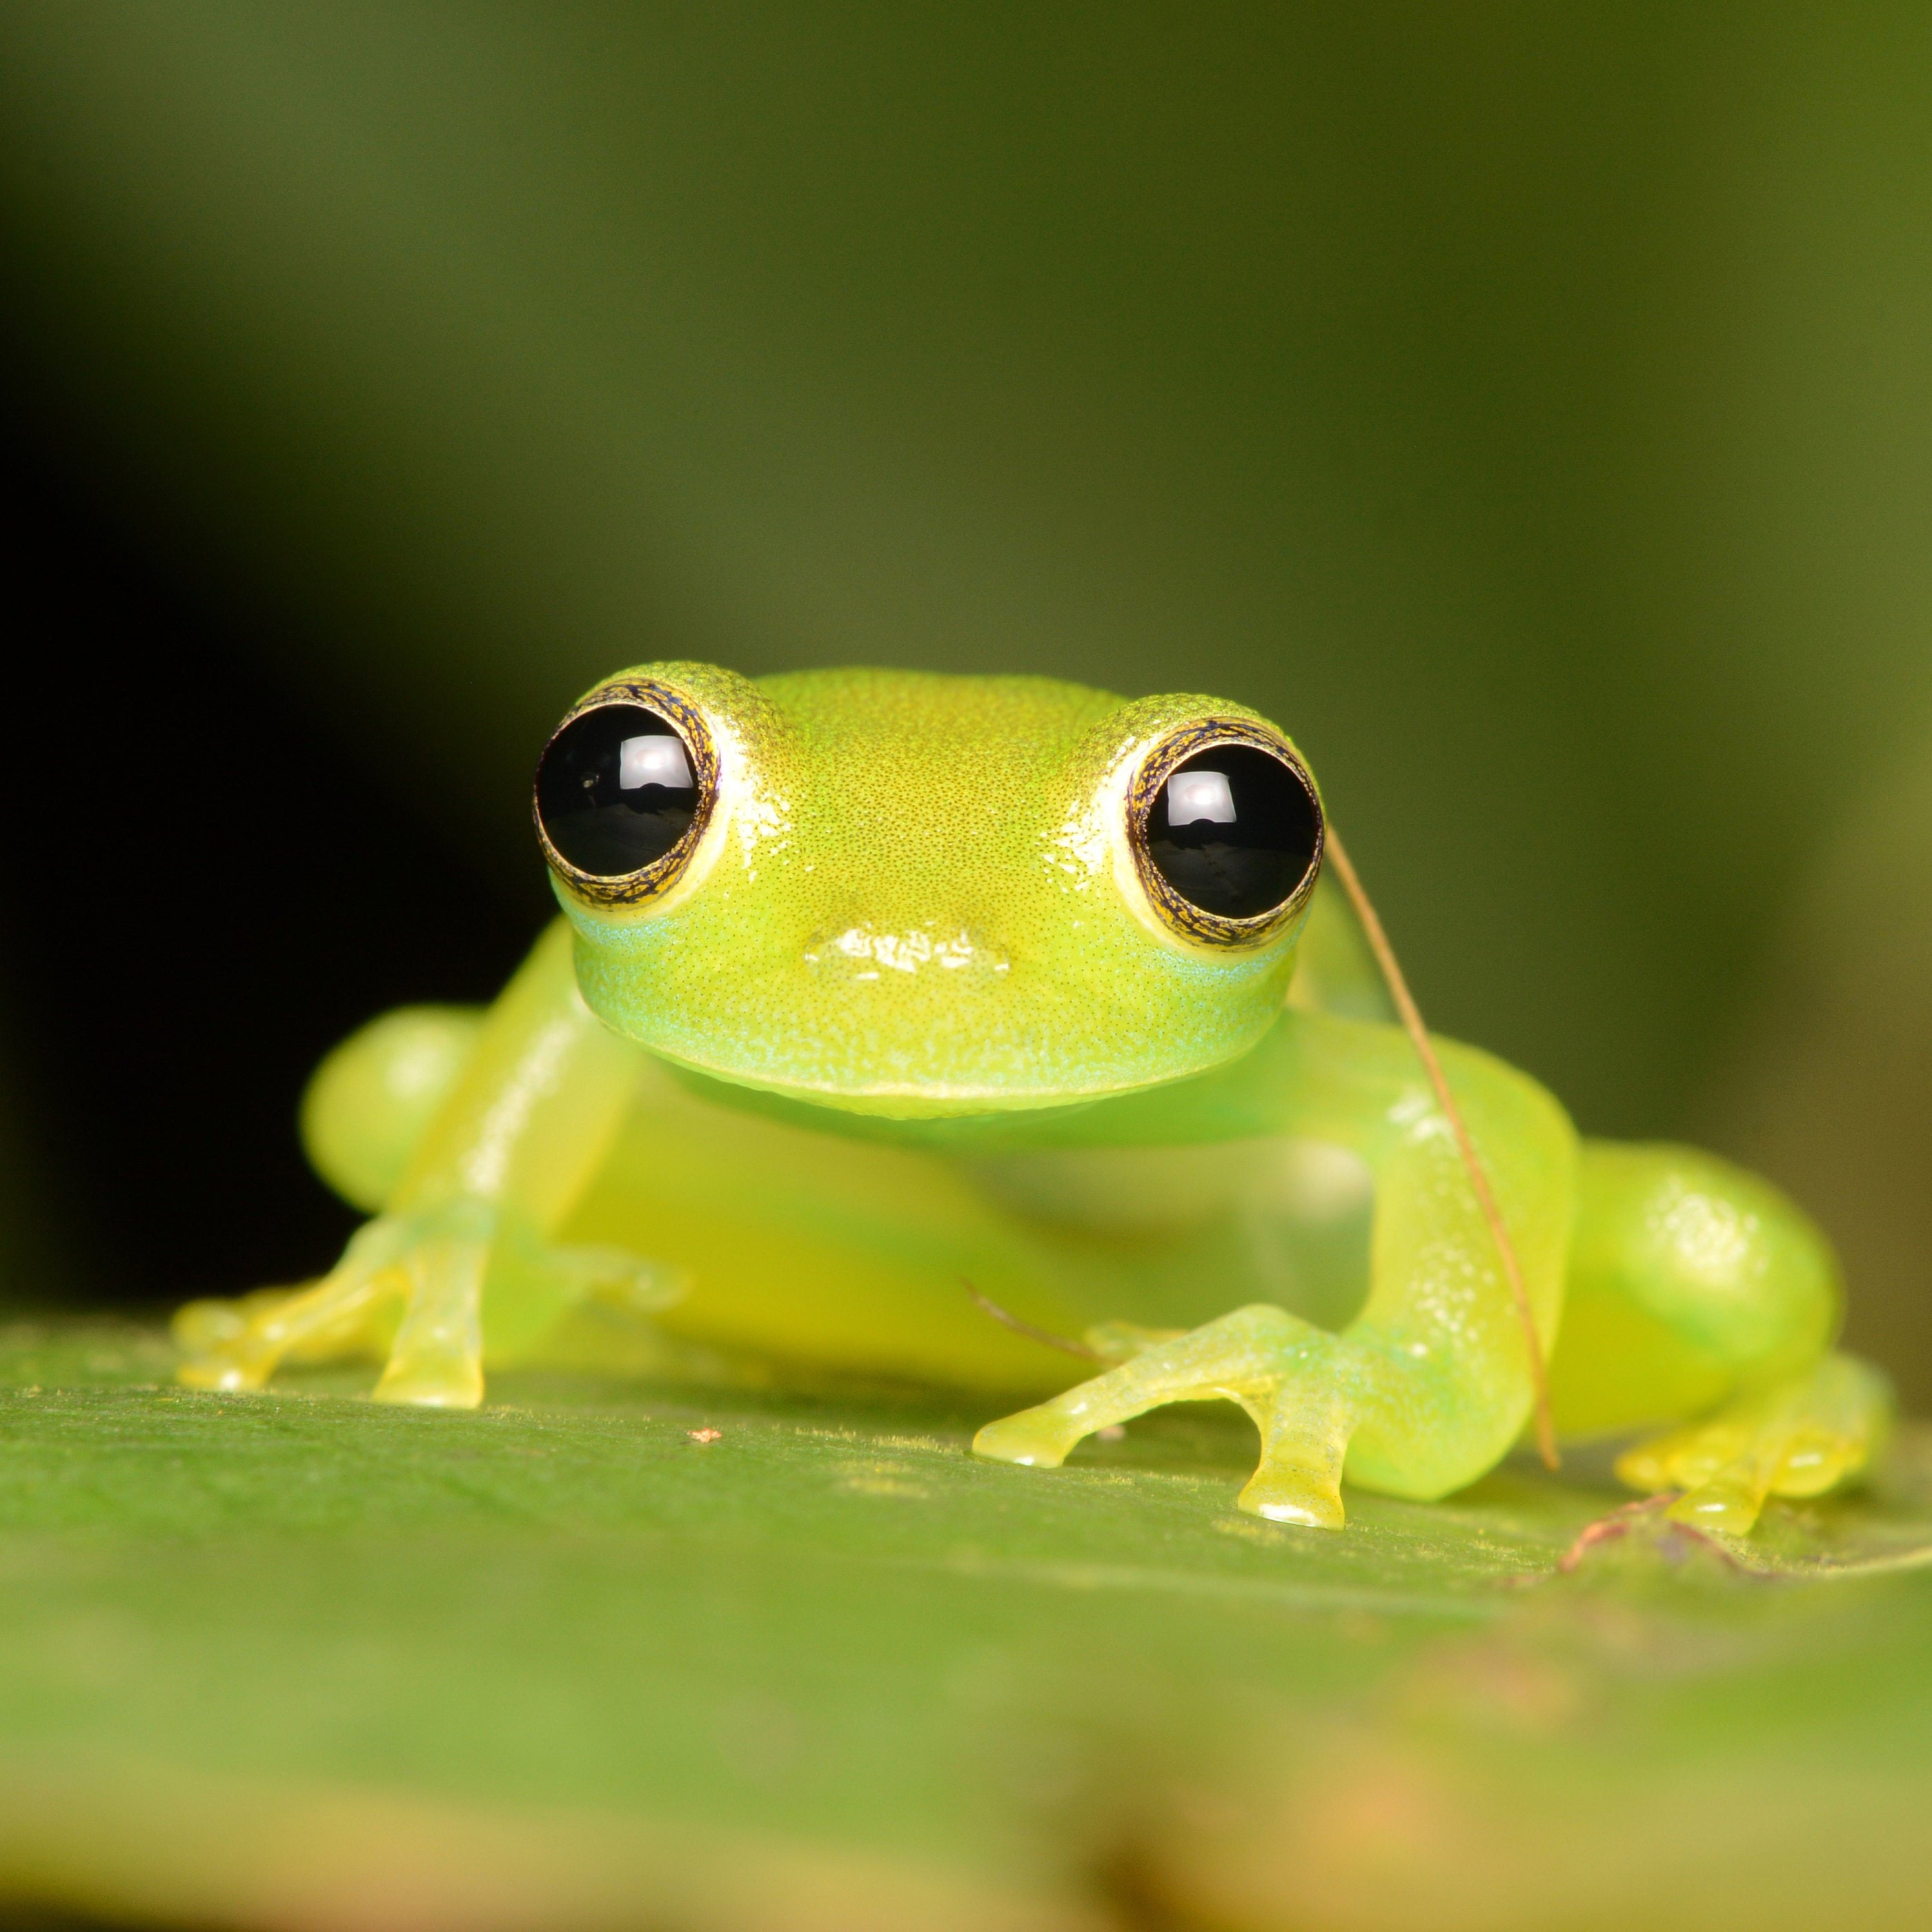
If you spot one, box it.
[1666,1478,1766,1539]
[175,1352,273,1393]
[972,1406,1084,1469]
[172,1289,309,1390]
[1615,1421,1751,1498]
[1239,1454,1347,1529]
[172,1295,254,1359]
[372,1356,485,1408]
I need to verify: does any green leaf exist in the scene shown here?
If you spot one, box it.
[2,1320,1929,1930]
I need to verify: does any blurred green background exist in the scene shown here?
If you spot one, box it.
[2,4,1931,1394]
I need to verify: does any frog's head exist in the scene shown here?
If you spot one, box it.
[536,663,1323,1117]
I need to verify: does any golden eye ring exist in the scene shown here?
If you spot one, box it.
[1127,719,1324,947]
[533,678,719,908]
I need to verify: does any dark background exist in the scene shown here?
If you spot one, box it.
[3,5,1932,1398]
[0,406,546,1305]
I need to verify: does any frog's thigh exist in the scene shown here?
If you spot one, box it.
[1550,1141,1840,1435]
[1555,1141,1892,1531]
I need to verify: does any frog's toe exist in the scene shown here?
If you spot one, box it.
[972,1315,1254,1471]
[175,1289,322,1391]
[172,1294,255,1361]
[175,1310,257,1389]
[1617,1426,1778,1537]
[371,1348,484,1408]
[972,1405,1088,1469]
[1614,1418,1746,1497]
[175,1350,273,1393]
[1661,1430,1866,1537]
[973,1304,1357,1526]
[172,1240,405,1394]
[1237,1454,1346,1528]
[1765,1422,1863,1497]
[1666,1477,1767,1538]
[1616,1354,1892,1535]
[1237,1392,1351,1528]
[368,1235,489,1408]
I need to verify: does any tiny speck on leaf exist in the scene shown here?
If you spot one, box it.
[688,1428,722,1444]
[1096,1425,1125,1442]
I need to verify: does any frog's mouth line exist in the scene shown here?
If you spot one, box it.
[651,1048,1174,1118]
[638,1028,1258,1125]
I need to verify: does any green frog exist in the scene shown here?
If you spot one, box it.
[176,663,1889,1533]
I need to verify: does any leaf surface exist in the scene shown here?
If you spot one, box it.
[2,1321,1929,1930]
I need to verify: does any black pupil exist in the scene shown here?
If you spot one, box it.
[1148,745,1320,919]
[535,704,701,878]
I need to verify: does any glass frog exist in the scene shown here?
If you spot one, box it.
[176,664,1890,1533]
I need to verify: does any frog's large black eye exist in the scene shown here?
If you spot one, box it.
[1142,742,1322,926]
[535,702,704,881]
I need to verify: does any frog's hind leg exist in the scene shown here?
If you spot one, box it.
[1617,1354,1893,1537]
[1556,1140,1895,1535]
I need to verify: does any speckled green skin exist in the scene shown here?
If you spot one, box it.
[177,665,1890,1531]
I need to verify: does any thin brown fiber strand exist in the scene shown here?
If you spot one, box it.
[1323,829,1560,1470]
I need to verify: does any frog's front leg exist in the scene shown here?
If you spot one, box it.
[178,920,646,1406]
[974,1010,1577,1525]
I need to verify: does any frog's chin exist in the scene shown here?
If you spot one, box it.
[635,1043,1205,1121]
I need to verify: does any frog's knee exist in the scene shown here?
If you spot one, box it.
[299,1006,484,1212]
[1572,1141,1840,1377]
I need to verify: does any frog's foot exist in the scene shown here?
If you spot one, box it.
[1615,1352,1894,1536]
[175,1210,464,1401]
[174,1282,385,1367]
[972,1303,1355,1528]
[175,1208,678,1406]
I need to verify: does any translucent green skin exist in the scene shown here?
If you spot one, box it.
[183,665,1887,1531]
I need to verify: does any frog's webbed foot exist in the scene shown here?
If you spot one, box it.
[175,1208,488,1404]
[175,1205,676,1408]
[972,1304,1356,1528]
[173,1281,384,1369]
[1615,1353,1893,1536]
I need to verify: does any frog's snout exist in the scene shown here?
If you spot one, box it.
[799,920,1012,985]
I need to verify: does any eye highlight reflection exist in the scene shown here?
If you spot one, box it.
[617,733,693,793]
[1164,768,1236,825]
